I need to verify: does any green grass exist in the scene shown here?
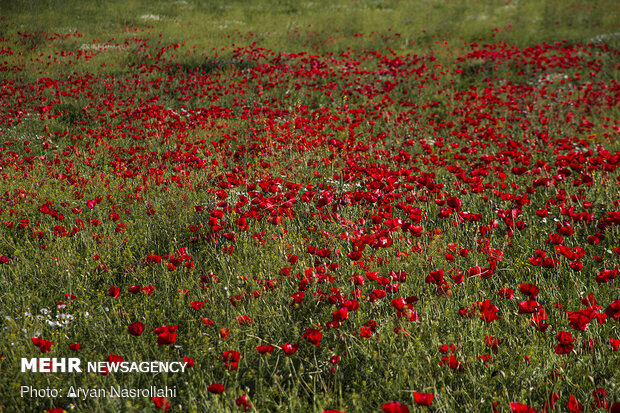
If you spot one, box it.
[0,0,619,412]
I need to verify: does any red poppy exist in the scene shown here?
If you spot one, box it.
[155,325,178,345]
[499,288,515,299]
[107,285,120,298]
[222,350,241,370]
[100,354,124,375]
[128,321,145,336]
[153,397,170,412]
[591,388,608,410]
[235,395,251,410]
[360,326,373,338]
[31,337,53,353]
[605,300,620,321]
[567,394,583,413]
[302,328,322,347]
[145,254,162,264]
[381,401,410,413]
[439,355,461,370]
[207,383,225,394]
[480,300,500,322]
[518,300,541,314]
[237,315,255,324]
[519,284,539,297]
[555,331,575,354]
[509,402,537,413]
[485,336,503,351]
[542,392,559,411]
[530,308,551,332]
[256,344,276,354]
[566,308,595,331]
[348,250,363,260]
[280,344,300,354]
[413,392,434,406]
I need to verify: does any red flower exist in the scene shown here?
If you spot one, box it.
[302,328,322,347]
[360,326,373,338]
[555,331,575,354]
[203,318,215,326]
[605,300,620,321]
[530,308,551,332]
[610,338,620,351]
[485,336,503,351]
[31,337,53,353]
[480,300,500,322]
[499,288,514,299]
[398,308,419,322]
[190,301,204,311]
[365,319,378,331]
[439,343,458,353]
[280,344,300,355]
[381,401,410,413]
[519,284,539,297]
[107,285,120,298]
[105,354,124,364]
[542,392,559,411]
[566,308,595,331]
[591,388,608,410]
[348,250,363,260]
[478,354,494,364]
[100,354,124,375]
[183,357,194,368]
[446,196,462,211]
[220,328,229,339]
[128,321,145,336]
[518,300,541,314]
[439,355,461,370]
[236,315,254,324]
[235,394,251,410]
[332,307,349,322]
[567,394,583,413]
[207,383,225,394]
[548,233,564,245]
[222,350,241,370]
[413,392,434,406]
[155,325,178,346]
[153,397,170,412]
[69,343,81,351]
[509,402,537,413]
[146,254,162,264]
[256,344,276,354]
[569,261,583,271]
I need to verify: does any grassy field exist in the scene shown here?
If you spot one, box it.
[0,0,619,412]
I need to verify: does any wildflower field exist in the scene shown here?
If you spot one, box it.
[0,0,619,411]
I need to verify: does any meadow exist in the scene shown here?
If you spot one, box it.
[0,0,619,411]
